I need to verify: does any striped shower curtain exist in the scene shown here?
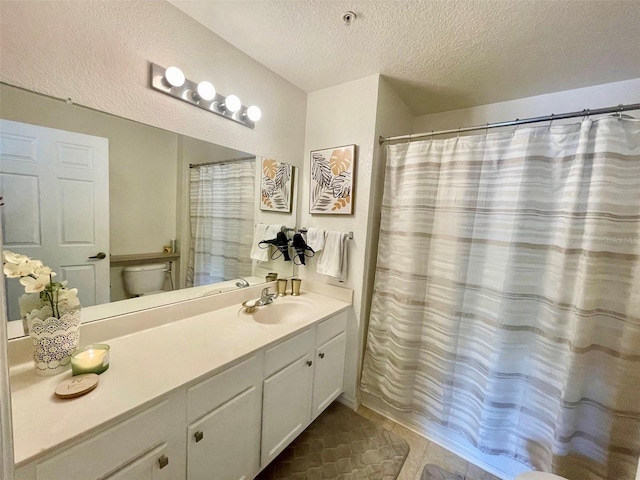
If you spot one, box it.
[360,117,640,479]
[187,160,255,286]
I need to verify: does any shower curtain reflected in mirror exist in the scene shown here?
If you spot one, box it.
[361,117,640,479]
[187,159,255,286]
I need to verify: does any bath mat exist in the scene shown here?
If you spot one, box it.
[256,402,410,480]
[421,463,464,480]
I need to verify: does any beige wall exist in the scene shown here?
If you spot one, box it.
[413,77,640,134]
[0,0,306,167]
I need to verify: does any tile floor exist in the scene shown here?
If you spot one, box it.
[356,406,501,480]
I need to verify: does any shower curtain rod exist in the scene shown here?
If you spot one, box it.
[189,155,256,168]
[379,102,640,145]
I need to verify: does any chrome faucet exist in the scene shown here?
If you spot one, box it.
[257,287,278,306]
[235,278,250,288]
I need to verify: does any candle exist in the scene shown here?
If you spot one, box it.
[71,344,110,376]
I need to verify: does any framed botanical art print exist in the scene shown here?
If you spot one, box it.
[260,158,294,212]
[309,144,356,214]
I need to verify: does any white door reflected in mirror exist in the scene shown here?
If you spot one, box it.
[0,119,110,321]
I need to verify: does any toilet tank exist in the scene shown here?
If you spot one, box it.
[122,263,168,296]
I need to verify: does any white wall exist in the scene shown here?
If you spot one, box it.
[298,74,380,406]
[0,0,306,167]
[414,77,640,133]
[298,74,414,406]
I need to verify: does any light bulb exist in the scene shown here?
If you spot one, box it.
[164,66,185,88]
[224,94,242,113]
[196,81,216,101]
[246,105,262,122]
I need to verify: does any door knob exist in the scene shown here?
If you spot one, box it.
[88,252,106,260]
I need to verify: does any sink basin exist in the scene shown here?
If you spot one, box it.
[239,296,315,325]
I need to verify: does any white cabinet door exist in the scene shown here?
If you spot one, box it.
[312,332,347,420]
[261,353,314,467]
[188,386,261,480]
[0,119,110,321]
[105,444,170,480]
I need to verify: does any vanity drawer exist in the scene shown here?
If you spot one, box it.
[187,354,260,423]
[35,399,170,480]
[264,329,314,378]
[316,310,347,346]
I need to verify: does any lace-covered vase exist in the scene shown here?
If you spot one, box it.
[28,307,81,376]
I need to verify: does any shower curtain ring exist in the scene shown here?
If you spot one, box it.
[618,104,624,120]
[548,114,554,129]
[457,127,460,138]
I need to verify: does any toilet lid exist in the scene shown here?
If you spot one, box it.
[516,473,567,480]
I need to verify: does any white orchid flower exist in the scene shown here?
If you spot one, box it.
[3,262,34,278]
[33,265,55,276]
[3,250,74,318]
[2,250,30,265]
[19,273,52,293]
[58,287,81,312]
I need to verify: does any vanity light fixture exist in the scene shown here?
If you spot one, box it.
[150,63,261,129]
[246,105,262,122]
[196,81,216,101]
[222,94,242,113]
[164,66,185,87]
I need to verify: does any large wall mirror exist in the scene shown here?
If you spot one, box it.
[0,83,296,339]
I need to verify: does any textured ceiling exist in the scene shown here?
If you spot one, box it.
[168,0,640,115]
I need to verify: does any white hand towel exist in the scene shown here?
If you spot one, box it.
[305,227,326,253]
[317,231,348,281]
[265,224,284,243]
[250,223,271,261]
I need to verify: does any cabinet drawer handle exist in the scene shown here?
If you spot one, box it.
[194,430,204,442]
[306,360,313,366]
[158,454,169,469]
[318,352,325,359]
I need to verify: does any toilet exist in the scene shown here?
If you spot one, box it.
[122,263,168,297]
[515,473,568,480]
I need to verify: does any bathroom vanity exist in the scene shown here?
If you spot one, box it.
[8,284,351,480]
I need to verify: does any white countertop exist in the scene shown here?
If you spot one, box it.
[9,289,350,467]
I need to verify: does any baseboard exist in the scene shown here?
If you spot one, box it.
[337,393,359,410]
[360,391,531,480]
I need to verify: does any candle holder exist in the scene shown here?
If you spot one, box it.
[265,272,278,282]
[291,278,302,296]
[71,344,110,376]
[276,279,288,296]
